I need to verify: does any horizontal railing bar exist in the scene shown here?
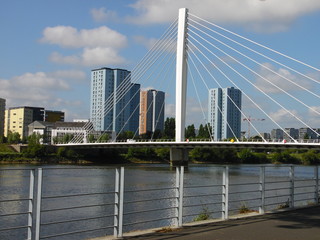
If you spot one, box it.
[0,225,28,232]
[229,197,261,203]
[183,210,221,218]
[124,196,176,204]
[184,193,222,198]
[124,206,175,216]
[265,180,290,184]
[294,197,315,202]
[125,187,176,193]
[41,202,114,212]
[184,184,222,189]
[229,189,259,195]
[229,182,258,187]
[294,185,315,190]
[0,211,29,217]
[41,225,114,239]
[294,191,315,196]
[265,187,291,192]
[123,216,173,227]
[184,202,222,208]
[265,194,290,199]
[0,198,30,203]
[294,178,315,182]
[41,214,115,226]
[42,191,115,199]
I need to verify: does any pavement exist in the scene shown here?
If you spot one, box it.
[105,206,320,240]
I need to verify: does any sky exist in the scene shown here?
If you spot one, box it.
[1,0,320,133]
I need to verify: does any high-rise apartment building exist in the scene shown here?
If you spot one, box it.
[208,87,242,140]
[0,98,5,137]
[90,67,140,134]
[4,106,45,139]
[139,89,165,135]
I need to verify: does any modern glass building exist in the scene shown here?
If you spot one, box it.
[90,68,140,134]
[208,87,242,140]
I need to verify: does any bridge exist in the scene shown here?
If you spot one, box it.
[56,8,320,164]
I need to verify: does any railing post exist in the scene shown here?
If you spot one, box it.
[222,166,229,219]
[289,166,295,208]
[27,169,35,240]
[35,168,42,240]
[259,166,265,214]
[114,167,124,238]
[315,166,319,204]
[175,166,184,227]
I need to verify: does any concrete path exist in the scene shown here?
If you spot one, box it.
[116,206,320,240]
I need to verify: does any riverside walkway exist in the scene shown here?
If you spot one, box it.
[97,206,320,240]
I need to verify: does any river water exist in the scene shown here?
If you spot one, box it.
[0,163,318,240]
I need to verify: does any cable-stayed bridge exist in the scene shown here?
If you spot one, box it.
[57,8,320,164]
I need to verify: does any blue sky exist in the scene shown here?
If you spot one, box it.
[1,0,320,133]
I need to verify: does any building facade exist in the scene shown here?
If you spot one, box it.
[139,89,165,135]
[44,110,65,122]
[0,98,5,138]
[90,68,140,134]
[208,87,242,140]
[4,107,45,139]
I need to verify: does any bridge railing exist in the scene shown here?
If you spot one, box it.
[0,165,319,240]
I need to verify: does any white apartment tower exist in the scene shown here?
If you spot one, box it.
[208,87,242,140]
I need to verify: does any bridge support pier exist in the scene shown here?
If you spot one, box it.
[170,148,189,166]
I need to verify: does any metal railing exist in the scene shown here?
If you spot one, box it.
[0,165,319,240]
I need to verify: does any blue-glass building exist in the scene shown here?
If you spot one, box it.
[90,68,140,134]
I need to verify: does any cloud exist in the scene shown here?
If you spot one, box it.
[269,108,301,123]
[40,26,127,49]
[133,36,159,49]
[0,71,87,118]
[128,0,320,32]
[50,47,126,66]
[90,7,118,22]
[254,63,314,94]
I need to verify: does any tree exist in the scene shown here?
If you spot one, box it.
[98,133,109,142]
[185,124,196,139]
[164,117,175,139]
[7,131,20,144]
[198,123,211,139]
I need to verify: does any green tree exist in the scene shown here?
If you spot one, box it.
[185,124,196,139]
[98,133,109,142]
[7,131,21,144]
[23,133,46,158]
[300,150,320,165]
[163,117,175,139]
[198,123,211,139]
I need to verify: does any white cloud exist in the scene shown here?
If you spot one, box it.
[133,36,159,49]
[254,63,314,94]
[128,0,320,32]
[50,47,126,66]
[40,26,127,49]
[269,108,300,123]
[90,7,118,22]
[0,71,88,120]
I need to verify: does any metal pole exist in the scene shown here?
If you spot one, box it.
[113,168,120,237]
[315,166,319,204]
[118,167,124,237]
[175,8,188,142]
[289,166,295,208]
[222,166,229,219]
[175,167,180,226]
[27,169,35,240]
[35,168,42,240]
[178,166,184,227]
[259,166,265,214]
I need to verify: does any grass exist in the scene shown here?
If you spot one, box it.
[239,202,256,214]
[0,144,15,152]
[193,206,210,221]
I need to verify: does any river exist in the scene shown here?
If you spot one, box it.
[0,163,317,240]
